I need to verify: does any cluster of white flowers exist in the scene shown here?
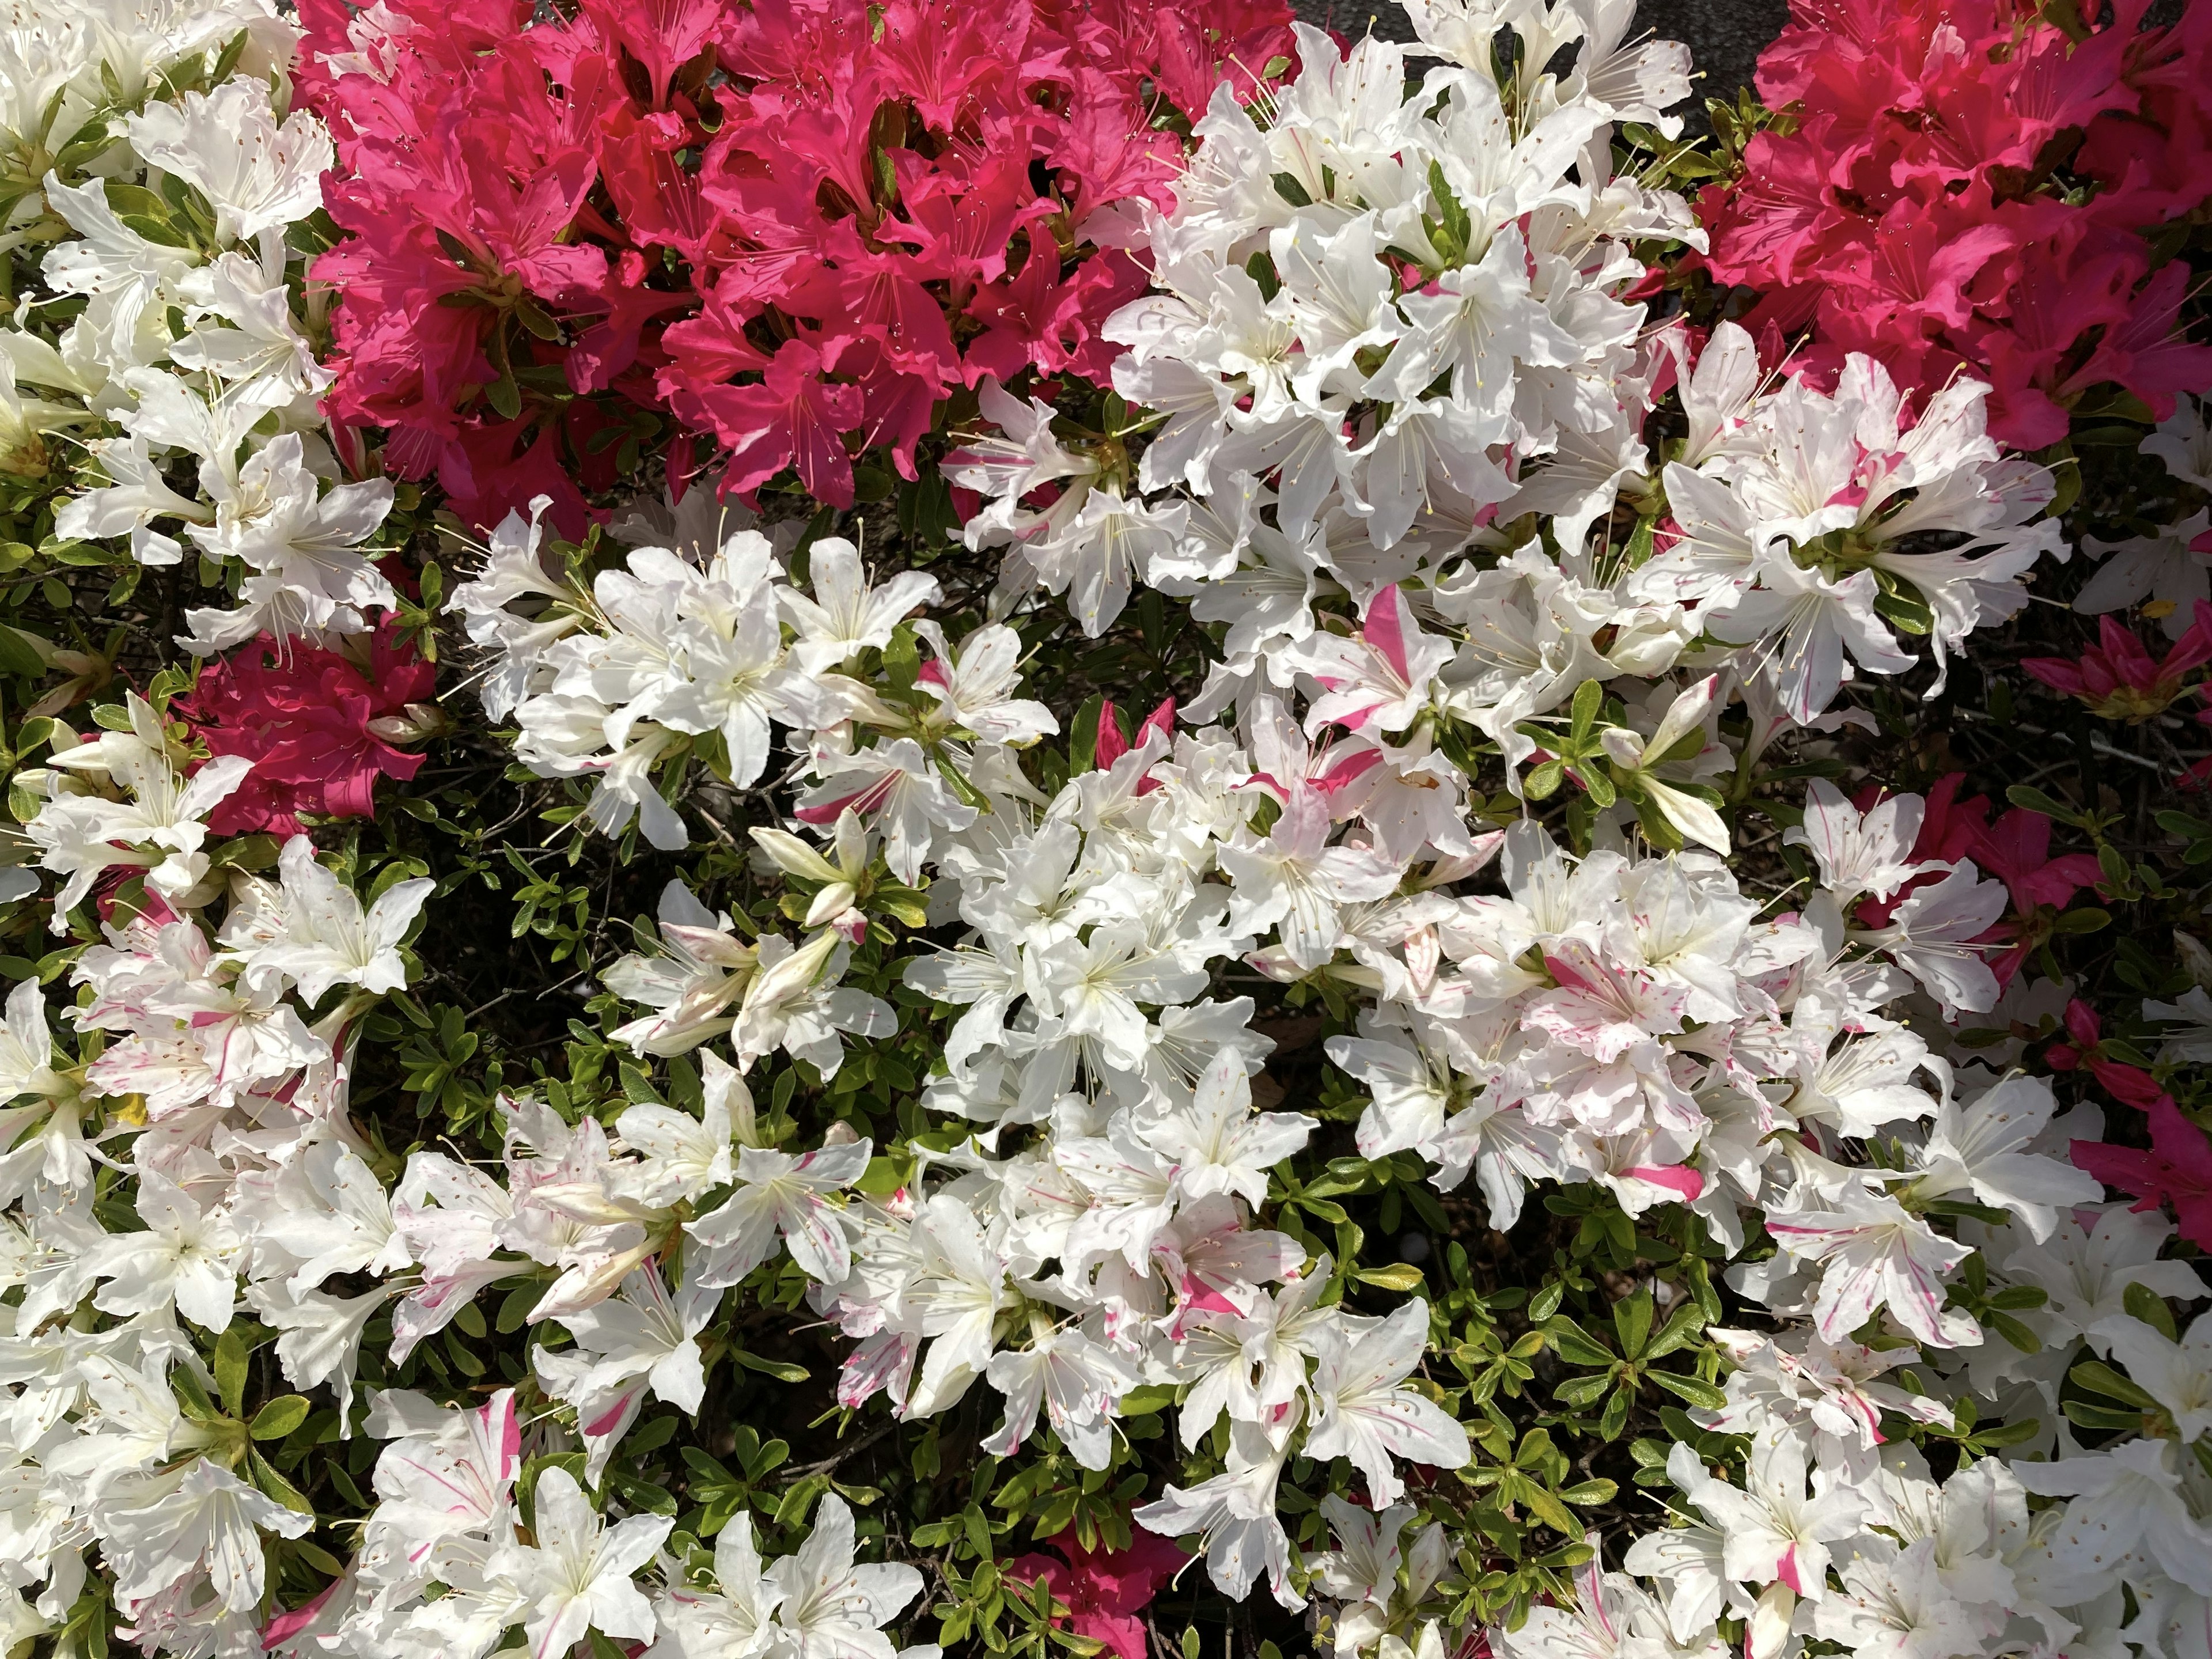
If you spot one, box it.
[263,1135,938,1659]
[953,3,2063,743]
[2,0,395,654]
[448,496,1040,866]
[955,3,1695,643]
[1571,1241,2211,1659]
[0,696,440,1651]
[459,460,2147,1642]
[0,660,941,1659]
[1298,1199,2212,1659]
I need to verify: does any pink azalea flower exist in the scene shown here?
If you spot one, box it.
[2024,604,2212,722]
[178,626,439,837]
[2044,998,2166,1112]
[2073,1093,2212,1251]
[1005,1528,1190,1659]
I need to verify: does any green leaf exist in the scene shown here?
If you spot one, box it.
[498,1280,543,1333]
[515,297,562,340]
[857,1154,908,1197]
[1570,678,1603,741]
[733,1349,809,1382]
[249,1448,315,1516]
[1301,1165,1375,1200]
[215,1328,250,1418]
[1873,582,1933,635]
[2123,1282,2179,1340]
[1611,1289,1654,1361]
[1069,693,1104,774]
[1553,1373,1612,1408]
[0,624,46,677]
[1599,1384,1631,1441]
[250,1396,312,1441]
[2063,1399,2145,1431]
[965,1501,995,1559]
[775,1474,830,1529]
[2005,785,2083,827]
[1645,1370,1728,1409]
[1523,1486,1578,1536]
[1355,1263,1427,1292]
[1544,1318,1613,1368]
[171,1365,221,1423]
[2071,1359,2157,1407]
[2050,907,2111,936]
[1643,1300,1706,1360]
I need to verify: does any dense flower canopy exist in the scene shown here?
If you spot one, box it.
[0,1,2206,1659]
[299,0,1299,532]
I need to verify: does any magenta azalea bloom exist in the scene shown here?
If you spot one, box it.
[179,627,439,836]
[1006,1528,1190,1659]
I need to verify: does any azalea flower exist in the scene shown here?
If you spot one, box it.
[513,1467,674,1659]
[1305,1299,1472,1507]
[1766,1191,1979,1349]
[687,1139,872,1288]
[651,1512,786,1659]
[2015,1438,2212,1599]
[89,1173,240,1332]
[2096,1310,2212,1444]
[983,1321,1142,1471]
[1906,1074,2101,1242]
[103,1459,313,1615]
[1137,1046,1316,1206]
[777,539,941,676]
[178,628,435,836]
[236,835,434,1005]
[124,78,331,245]
[1217,787,1402,971]
[766,1495,923,1659]
[1812,1539,2001,1659]
[1001,1529,1189,1659]
[1133,1411,1302,1610]
[1675,1429,1868,1601]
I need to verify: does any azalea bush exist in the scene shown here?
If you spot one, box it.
[1,2,2211,1659]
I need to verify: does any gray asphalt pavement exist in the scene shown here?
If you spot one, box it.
[1286,0,1791,123]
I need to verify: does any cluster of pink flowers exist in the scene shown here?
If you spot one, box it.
[300,0,1297,534]
[177,628,438,837]
[1696,0,2212,448]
